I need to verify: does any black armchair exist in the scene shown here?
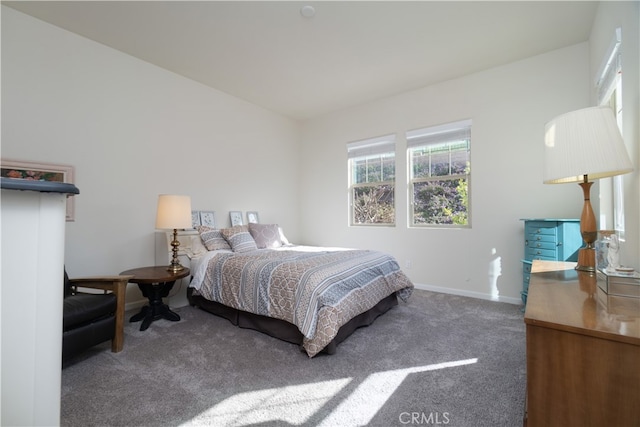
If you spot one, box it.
[63,269,132,361]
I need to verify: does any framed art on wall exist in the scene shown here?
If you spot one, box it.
[0,159,76,221]
[247,211,259,224]
[191,211,201,228]
[229,211,243,226]
[200,211,216,228]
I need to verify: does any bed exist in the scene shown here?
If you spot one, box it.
[185,224,414,357]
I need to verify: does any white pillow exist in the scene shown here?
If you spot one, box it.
[191,235,208,256]
[279,227,291,245]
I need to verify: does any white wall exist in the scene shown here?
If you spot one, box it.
[299,43,591,302]
[2,7,301,306]
[589,1,640,271]
[3,4,638,307]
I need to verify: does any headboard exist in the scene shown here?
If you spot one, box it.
[154,229,200,267]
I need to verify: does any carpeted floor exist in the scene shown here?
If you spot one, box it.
[61,289,526,427]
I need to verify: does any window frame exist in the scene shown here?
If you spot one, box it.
[596,28,625,240]
[347,134,396,227]
[407,120,472,228]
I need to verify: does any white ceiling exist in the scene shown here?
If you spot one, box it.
[4,1,598,120]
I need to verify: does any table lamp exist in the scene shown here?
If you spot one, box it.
[155,194,192,272]
[544,106,633,272]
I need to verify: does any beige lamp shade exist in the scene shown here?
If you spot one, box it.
[155,194,192,229]
[544,106,633,184]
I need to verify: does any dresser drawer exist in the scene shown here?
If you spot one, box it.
[526,223,558,236]
[526,233,557,244]
[526,240,557,251]
[526,248,557,260]
[522,261,532,295]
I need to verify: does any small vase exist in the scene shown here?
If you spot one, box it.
[595,230,614,271]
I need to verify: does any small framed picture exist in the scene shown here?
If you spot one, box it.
[247,211,259,224]
[229,211,243,226]
[200,211,216,228]
[1,159,75,221]
[191,211,201,228]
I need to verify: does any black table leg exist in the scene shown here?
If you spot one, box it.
[129,280,181,331]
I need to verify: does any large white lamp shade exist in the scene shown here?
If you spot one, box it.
[543,106,633,271]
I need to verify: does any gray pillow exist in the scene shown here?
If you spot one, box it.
[221,225,258,253]
[196,226,231,251]
[249,223,282,249]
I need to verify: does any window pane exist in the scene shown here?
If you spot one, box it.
[430,147,450,177]
[366,159,381,181]
[352,185,395,225]
[352,159,367,184]
[352,153,394,184]
[411,141,469,178]
[413,178,468,225]
[450,142,469,174]
[411,150,430,178]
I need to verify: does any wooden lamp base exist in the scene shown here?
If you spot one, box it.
[576,180,597,273]
[576,247,596,272]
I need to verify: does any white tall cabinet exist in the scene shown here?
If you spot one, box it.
[1,179,79,426]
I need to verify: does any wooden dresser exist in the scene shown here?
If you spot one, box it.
[524,260,640,427]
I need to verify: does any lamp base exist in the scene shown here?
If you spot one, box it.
[167,228,185,273]
[576,247,596,272]
[575,179,597,273]
[167,263,185,273]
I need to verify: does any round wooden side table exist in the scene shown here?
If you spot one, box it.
[120,266,190,331]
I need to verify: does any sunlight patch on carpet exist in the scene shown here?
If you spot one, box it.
[181,358,477,426]
[182,378,351,426]
[318,358,478,426]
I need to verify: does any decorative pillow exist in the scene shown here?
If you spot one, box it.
[249,223,282,249]
[221,225,258,253]
[197,226,231,251]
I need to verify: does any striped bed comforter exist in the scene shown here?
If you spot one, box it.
[195,247,414,356]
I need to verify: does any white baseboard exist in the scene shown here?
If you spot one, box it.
[413,283,522,305]
[124,300,147,313]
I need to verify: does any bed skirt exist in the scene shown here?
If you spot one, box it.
[186,288,399,355]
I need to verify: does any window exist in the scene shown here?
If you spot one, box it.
[596,28,625,239]
[347,135,396,226]
[407,120,471,227]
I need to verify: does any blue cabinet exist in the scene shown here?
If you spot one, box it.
[521,219,581,305]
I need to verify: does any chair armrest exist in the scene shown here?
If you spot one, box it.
[69,275,133,291]
[68,275,133,353]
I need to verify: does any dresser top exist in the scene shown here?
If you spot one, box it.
[524,260,640,345]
